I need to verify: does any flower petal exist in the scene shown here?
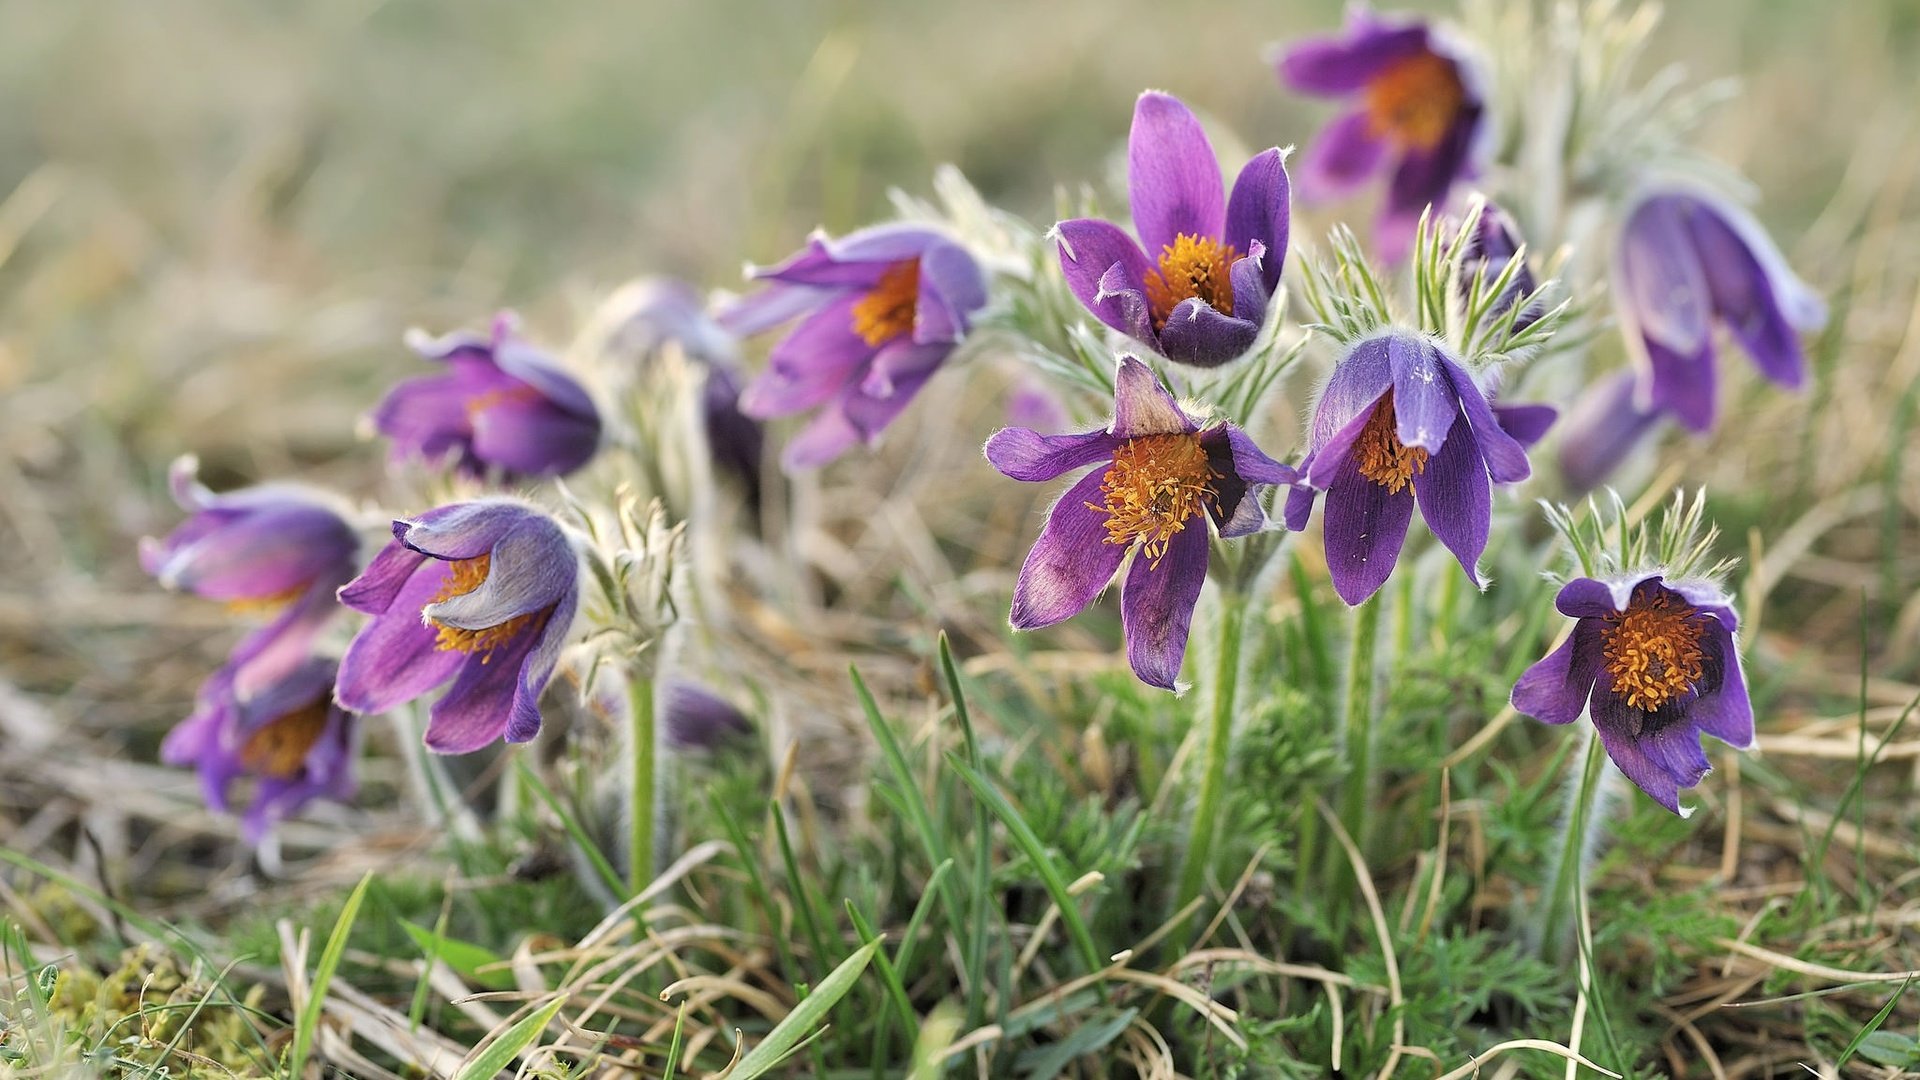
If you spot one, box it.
[1293,110,1389,202]
[716,281,832,337]
[1684,200,1812,390]
[423,622,543,753]
[424,517,575,630]
[1412,411,1491,587]
[1491,402,1558,448]
[985,427,1119,482]
[1556,371,1664,493]
[335,561,467,714]
[1511,620,1605,725]
[1156,299,1261,368]
[914,237,987,344]
[399,501,529,561]
[738,295,873,419]
[1387,334,1458,453]
[1283,480,1319,532]
[1120,523,1209,691]
[1322,465,1415,605]
[1010,468,1128,629]
[1110,356,1193,438]
[506,587,576,744]
[1276,17,1432,95]
[1305,335,1395,451]
[1589,691,1712,815]
[1617,196,1713,358]
[751,224,938,288]
[339,540,428,615]
[1687,618,1756,750]
[1228,240,1270,332]
[1642,338,1718,434]
[470,396,601,476]
[370,373,482,463]
[1225,149,1291,293]
[1128,91,1226,257]
[1440,354,1532,483]
[1054,218,1156,340]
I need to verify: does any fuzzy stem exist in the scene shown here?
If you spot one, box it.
[627,674,658,896]
[1173,586,1248,941]
[1537,724,1609,962]
[1336,594,1383,861]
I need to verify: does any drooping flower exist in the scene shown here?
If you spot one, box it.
[1277,9,1489,260]
[162,655,357,843]
[720,224,987,470]
[1556,370,1664,494]
[336,500,579,754]
[1458,201,1541,331]
[985,356,1295,690]
[1613,188,1826,433]
[663,680,755,752]
[373,313,602,478]
[140,455,360,696]
[1054,91,1290,369]
[1512,573,1753,814]
[1284,331,1532,606]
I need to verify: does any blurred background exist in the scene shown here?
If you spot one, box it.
[1,0,1915,801]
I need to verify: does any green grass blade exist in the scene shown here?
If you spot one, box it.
[726,937,882,1080]
[1838,976,1913,1069]
[851,666,966,930]
[515,758,626,900]
[288,871,371,1080]
[938,632,996,1032]
[453,994,568,1080]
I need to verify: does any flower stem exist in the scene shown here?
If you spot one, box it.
[1336,594,1382,862]
[1536,724,1609,962]
[1173,587,1248,942]
[627,674,658,896]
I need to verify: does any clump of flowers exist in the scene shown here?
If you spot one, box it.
[1054,91,1291,368]
[985,356,1294,690]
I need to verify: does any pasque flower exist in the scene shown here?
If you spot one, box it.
[1277,9,1488,259]
[162,655,356,843]
[986,357,1295,690]
[1054,91,1290,368]
[1459,201,1541,331]
[140,455,360,696]
[1284,331,1532,606]
[722,224,987,470]
[337,500,579,754]
[373,313,602,478]
[664,680,754,753]
[1556,371,1664,494]
[1512,573,1753,814]
[1614,187,1825,432]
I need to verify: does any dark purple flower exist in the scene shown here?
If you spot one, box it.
[163,655,357,843]
[664,680,754,752]
[1459,202,1541,330]
[721,224,987,470]
[1277,9,1488,260]
[374,313,602,478]
[1512,573,1754,814]
[336,500,579,754]
[1054,92,1290,369]
[1556,370,1664,494]
[1284,331,1532,606]
[140,455,360,697]
[1614,188,1825,433]
[985,357,1296,690]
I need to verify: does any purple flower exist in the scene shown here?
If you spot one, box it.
[140,455,360,697]
[1054,92,1290,369]
[1277,9,1488,260]
[1614,189,1825,433]
[985,357,1296,690]
[664,680,754,752]
[163,655,357,843]
[374,313,602,478]
[1512,573,1754,814]
[722,224,987,471]
[1284,331,1532,606]
[1459,202,1541,330]
[336,500,579,754]
[1556,371,1664,494]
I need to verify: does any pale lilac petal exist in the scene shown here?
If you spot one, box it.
[1120,524,1209,691]
[423,517,574,630]
[370,373,485,462]
[738,295,874,419]
[1010,469,1128,629]
[1617,197,1713,358]
[1110,356,1193,438]
[1128,91,1226,257]
[716,281,832,337]
[335,561,466,714]
[985,427,1119,482]
[781,403,863,471]
[1054,218,1156,340]
[914,237,987,344]
[752,224,938,288]
[1511,620,1605,725]
[1322,465,1415,606]
[1224,150,1291,293]
[398,501,527,561]
[1294,110,1389,202]
[1412,412,1491,586]
[1557,371,1663,493]
[339,541,427,615]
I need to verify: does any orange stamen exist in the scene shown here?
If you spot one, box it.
[239,696,333,779]
[1365,52,1466,151]
[1087,432,1218,568]
[850,260,922,346]
[427,553,543,661]
[1352,390,1429,494]
[1601,591,1709,712]
[1142,234,1238,330]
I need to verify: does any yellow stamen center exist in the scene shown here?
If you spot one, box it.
[1088,432,1218,568]
[427,553,541,660]
[849,259,922,346]
[1365,52,1466,151]
[466,383,544,419]
[1142,234,1238,330]
[239,696,332,779]
[1601,591,1709,712]
[1352,390,1429,494]
[223,582,311,616]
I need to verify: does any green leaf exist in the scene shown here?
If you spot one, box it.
[289,871,371,1079]
[454,994,569,1080]
[1838,977,1914,1069]
[400,920,514,991]
[725,937,882,1080]
[1013,1007,1139,1079]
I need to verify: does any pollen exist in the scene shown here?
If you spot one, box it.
[426,553,540,660]
[1087,432,1218,568]
[239,697,332,779]
[850,259,921,346]
[1142,234,1238,330]
[1601,591,1709,712]
[1365,51,1466,151]
[465,383,544,418]
[1352,390,1429,494]
[223,581,311,616]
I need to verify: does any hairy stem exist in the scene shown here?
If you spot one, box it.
[627,674,658,896]
[1173,587,1248,942]
[1337,594,1383,860]
[1537,724,1609,962]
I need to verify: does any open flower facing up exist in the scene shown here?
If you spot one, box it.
[1277,9,1488,260]
[986,357,1295,690]
[373,313,602,478]
[1055,92,1290,369]
[1614,188,1826,433]
[337,500,579,754]
[1285,331,1531,606]
[163,655,356,843]
[722,224,987,470]
[1512,573,1753,814]
[140,455,360,695]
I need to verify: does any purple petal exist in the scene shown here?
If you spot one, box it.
[339,541,428,615]
[370,373,484,462]
[1120,524,1209,691]
[1684,200,1810,390]
[1224,149,1291,293]
[914,237,987,344]
[1688,618,1756,750]
[1219,424,1296,487]
[423,621,543,754]
[488,332,598,419]
[1054,218,1156,341]
[470,395,601,476]
[399,500,529,561]
[1228,240,1270,332]
[1304,335,1395,453]
[1276,18,1432,95]
[985,427,1119,482]
[665,680,755,751]
[1294,110,1389,202]
[335,561,467,714]
[423,517,574,630]
[1387,334,1457,453]
[1010,468,1128,629]
[1617,196,1713,358]
[1412,411,1491,586]
[1511,620,1605,725]
[1322,465,1415,606]
[505,587,576,744]
[1382,112,1478,224]
[781,404,863,471]
[1283,481,1319,532]
[1440,354,1531,483]
[1156,299,1261,368]
[751,224,940,288]
[1555,574,1654,619]
[1110,356,1193,438]
[716,281,832,338]
[1491,402,1558,448]
[843,342,949,439]
[738,295,874,419]
[1589,690,1713,815]
[148,503,355,601]
[1641,338,1718,434]
[1303,388,1388,491]
[1128,91,1226,257]
[1557,371,1664,493]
